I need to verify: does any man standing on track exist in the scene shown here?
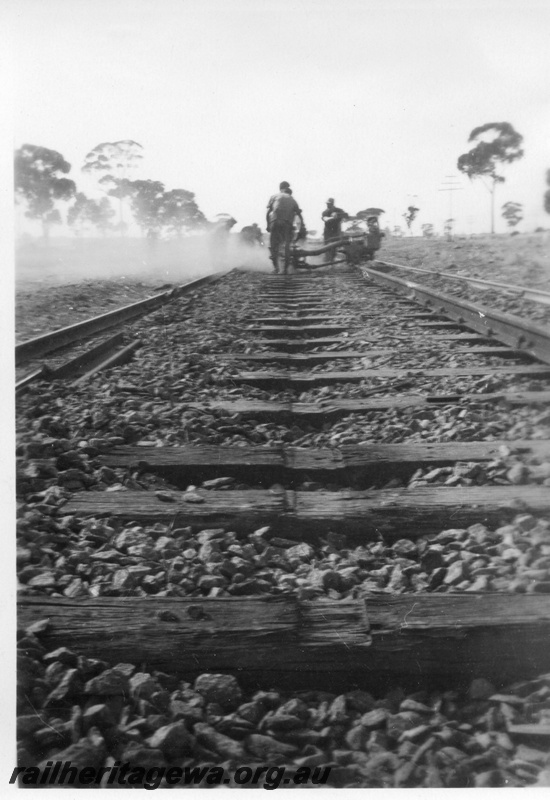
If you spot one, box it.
[266,182,303,274]
[322,198,346,263]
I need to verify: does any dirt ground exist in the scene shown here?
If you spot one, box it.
[14,235,269,340]
[380,232,550,286]
[15,233,550,341]
[15,279,174,341]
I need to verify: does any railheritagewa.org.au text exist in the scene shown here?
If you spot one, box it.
[10,761,332,790]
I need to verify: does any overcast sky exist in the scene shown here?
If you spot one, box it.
[12,0,550,235]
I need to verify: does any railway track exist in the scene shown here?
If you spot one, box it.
[374,259,550,331]
[16,264,550,787]
[15,272,227,390]
[377,258,550,306]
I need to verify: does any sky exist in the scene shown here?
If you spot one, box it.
[9,0,550,235]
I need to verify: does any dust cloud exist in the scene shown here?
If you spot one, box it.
[15,234,273,290]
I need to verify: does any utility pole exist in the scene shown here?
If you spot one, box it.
[438,176,463,238]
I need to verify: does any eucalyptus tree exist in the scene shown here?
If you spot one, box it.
[501,201,523,231]
[402,205,419,233]
[14,144,76,238]
[161,189,207,237]
[121,179,167,238]
[82,140,143,233]
[421,223,434,238]
[457,122,523,234]
[68,192,115,236]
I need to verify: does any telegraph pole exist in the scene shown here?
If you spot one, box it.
[438,176,463,238]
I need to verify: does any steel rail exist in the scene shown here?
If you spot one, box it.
[71,339,142,386]
[15,366,50,393]
[361,265,550,365]
[49,332,124,379]
[15,333,125,394]
[295,259,348,270]
[376,259,550,306]
[15,270,229,365]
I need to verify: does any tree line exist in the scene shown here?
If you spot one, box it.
[15,126,550,240]
[14,140,207,239]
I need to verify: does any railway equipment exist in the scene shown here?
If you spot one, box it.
[292,230,384,270]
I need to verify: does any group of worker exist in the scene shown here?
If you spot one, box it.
[266,181,348,274]
[211,181,382,274]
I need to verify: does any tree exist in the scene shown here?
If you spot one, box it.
[501,201,523,231]
[14,144,76,238]
[161,189,207,237]
[100,178,207,238]
[68,192,115,236]
[67,192,91,235]
[402,206,419,232]
[82,139,144,179]
[544,169,550,216]
[90,197,116,235]
[82,140,143,234]
[457,122,524,234]
[113,179,167,238]
[421,223,434,238]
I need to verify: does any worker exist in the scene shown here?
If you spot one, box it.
[250,223,264,245]
[211,215,237,238]
[266,182,303,274]
[240,223,264,247]
[209,215,237,265]
[322,198,346,263]
[240,226,256,246]
[365,215,385,260]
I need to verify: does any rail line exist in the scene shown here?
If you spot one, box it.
[15,271,228,391]
[376,258,550,306]
[361,264,550,365]
[16,262,550,787]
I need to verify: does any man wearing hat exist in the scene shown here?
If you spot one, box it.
[365,215,385,259]
[322,198,346,263]
[266,182,303,274]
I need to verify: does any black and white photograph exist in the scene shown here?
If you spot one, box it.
[8,0,550,791]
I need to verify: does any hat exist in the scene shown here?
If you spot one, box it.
[327,198,335,204]
[280,181,290,190]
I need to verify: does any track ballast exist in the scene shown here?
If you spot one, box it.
[16,265,550,788]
